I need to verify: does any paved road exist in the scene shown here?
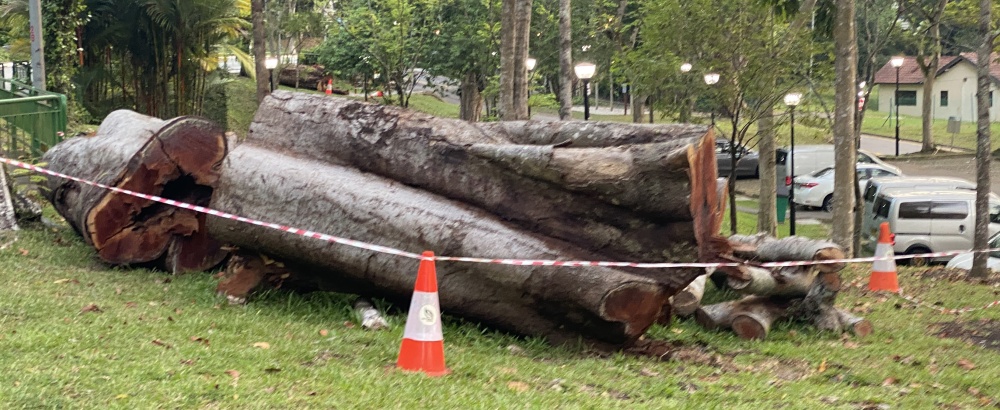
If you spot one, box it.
[859,134,925,156]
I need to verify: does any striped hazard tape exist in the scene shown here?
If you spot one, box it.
[4,155,1000,271]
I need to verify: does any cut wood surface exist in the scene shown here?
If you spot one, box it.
[205,91,723,346]
[672,272,709,316]
[42,110,228,273]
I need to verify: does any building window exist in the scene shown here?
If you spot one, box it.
[940,90,948,107]
[896,90,917,106]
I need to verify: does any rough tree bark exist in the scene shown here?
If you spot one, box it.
[499,0,532,120]
[558,0,573,120]
[971,2,995,279]
[252,0,268,104]
[42,110,228,273]
[832,0,858,255]
[459,71,483,122]
[206,91,722,346]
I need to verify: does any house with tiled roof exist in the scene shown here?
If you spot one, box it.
[872,53,1000,122]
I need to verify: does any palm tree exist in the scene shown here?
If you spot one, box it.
[78,0,248,118]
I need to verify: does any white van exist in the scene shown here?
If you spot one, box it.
[861,177,978,238]
[865,189,1000,263]
[776,145,900,196]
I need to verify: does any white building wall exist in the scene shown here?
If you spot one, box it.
[876,61,998,122]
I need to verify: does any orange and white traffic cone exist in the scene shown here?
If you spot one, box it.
[869,222,900,293]
[396,251,449,376]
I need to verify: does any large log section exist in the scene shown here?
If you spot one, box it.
[208,91,723,346]
[42,110,228,273]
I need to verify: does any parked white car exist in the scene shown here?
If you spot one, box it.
[945,232,1000,272]
[793,163,902,211]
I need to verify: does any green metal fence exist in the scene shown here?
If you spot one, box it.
[0,78,68,160]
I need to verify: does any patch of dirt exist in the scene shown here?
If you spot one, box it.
[919,266,1000,286]
[933,319,1000,352]
[625,339,742,371]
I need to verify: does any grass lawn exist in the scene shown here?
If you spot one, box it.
[860,111,1000,151]
[2,213,999,408]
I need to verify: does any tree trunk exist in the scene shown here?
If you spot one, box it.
[831,0,858,256]
[232,92,714,262]
[205,92,724,346]
[459,71,483,122]
[757,109,777,235]
[971,2,994,279]
[42,110,228,273]
[920,52,937,152]
[631,92,644,123]
[252,0,268,104]
[499,0,531,120]
[513,0,532,119]
[558,0,571,122]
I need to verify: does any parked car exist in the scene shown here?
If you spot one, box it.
[715,138,759,178]
[776,145,901,196]
[864,189,1000,264]
[860,177,977,244]
[793,163,902,211]
[945,231,1000,272]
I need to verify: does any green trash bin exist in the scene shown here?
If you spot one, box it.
[776,195,788,223]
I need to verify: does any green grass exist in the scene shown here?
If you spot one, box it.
[860,111,1000,151]
[721,207,830,239]
[2,219,999,408]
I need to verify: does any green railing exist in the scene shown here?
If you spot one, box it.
[0,78,68,160]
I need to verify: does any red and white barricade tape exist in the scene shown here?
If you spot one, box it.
[3,155,1000,271]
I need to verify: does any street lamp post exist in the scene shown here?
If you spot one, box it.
[526,58,537,118]
[890,56,904,157]
[265,57,278,92]
[703,73,720,127]
[575,62,596,120]
[784,92,802,235]
[680,63,692,122]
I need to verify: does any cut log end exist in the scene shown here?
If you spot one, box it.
[602,283,671,341]
[731,313,769,340]
[70,115,228,271]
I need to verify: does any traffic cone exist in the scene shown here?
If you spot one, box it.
[396,251,449,376]
[869,222,900,293]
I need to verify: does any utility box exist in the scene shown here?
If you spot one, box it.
[947,117,961,134]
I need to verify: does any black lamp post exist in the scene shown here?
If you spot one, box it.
[526,57,536,118]
[265,57,278,92]
[575,62,596,120]
[679,63,692,122]
[703,73,719,127]
[890,56,904,156]
[784,92,802,235]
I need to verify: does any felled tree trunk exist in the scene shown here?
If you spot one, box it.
[42,110,228,273]
[207,91,722,346]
